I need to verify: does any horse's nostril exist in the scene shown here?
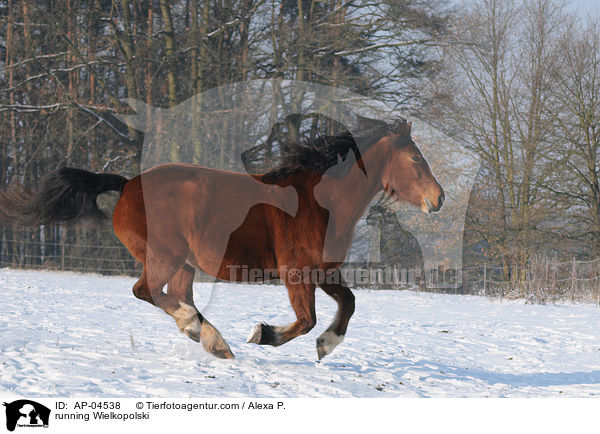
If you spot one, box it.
[438,193,445,207]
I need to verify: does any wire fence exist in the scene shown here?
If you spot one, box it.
[0,237,142,276]
[456,256,600,304]
[1,238,599,303]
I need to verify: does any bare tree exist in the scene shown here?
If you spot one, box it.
[428,0,567,272]
[0,0,451,274]
[544,17,600,256]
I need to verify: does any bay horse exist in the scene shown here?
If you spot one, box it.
[0,116,444,360]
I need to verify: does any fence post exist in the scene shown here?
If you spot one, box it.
[483,262,487,294]
[571,257,576,301]
[60,226,65,271]
[554,258,558,295]
[455,264,459,294]
[597,259,600,305]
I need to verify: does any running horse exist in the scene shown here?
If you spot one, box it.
[0,117,444,360]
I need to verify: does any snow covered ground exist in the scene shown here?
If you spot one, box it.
[0,268,598,398]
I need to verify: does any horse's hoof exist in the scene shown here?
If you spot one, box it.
[247,324,262,344]
[200,318,234,360]
[247,323,280,345]
[316,331,345,360]
[212,348,235,359]
[316,345,327,361]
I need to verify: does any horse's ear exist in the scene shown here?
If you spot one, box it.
[395,119,412,136]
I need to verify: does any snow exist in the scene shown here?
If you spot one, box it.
[0,268,598,398]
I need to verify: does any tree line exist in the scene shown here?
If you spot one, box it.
[426,0,600,280]
[0,0,598,298]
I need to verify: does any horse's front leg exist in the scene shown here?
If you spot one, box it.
[247,276,316,347]
[316,269,355,359]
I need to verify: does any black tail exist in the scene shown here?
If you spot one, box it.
[0,167,128,226]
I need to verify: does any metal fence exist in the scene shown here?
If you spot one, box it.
[1,239,598,303]
[0,238,142,275]
[460,257,600,303]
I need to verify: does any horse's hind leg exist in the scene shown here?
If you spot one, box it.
[132,265,202,343]
[167,264,234,359]
[247,281,316,347]
[316,270,355,360]
[115,196,233,359]
[165,264,201,341]
[167,264,196,305]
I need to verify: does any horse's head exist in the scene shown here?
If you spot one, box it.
[377,119,445,213]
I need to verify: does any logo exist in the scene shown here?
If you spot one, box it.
[3,400,50,432]
[117,80,480,293]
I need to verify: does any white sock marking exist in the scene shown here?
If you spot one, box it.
[174,302,201,340]
[317,330,345,357]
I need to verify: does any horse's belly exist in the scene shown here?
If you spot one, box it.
[186,206,276,281]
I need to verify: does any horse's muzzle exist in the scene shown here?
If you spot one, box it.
[423,192,445,213]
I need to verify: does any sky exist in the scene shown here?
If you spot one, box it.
[458,0,600,17]
[567,0,600,16]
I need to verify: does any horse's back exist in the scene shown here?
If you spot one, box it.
[112,163,302,277]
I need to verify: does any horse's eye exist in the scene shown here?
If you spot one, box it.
[412,155,421,162]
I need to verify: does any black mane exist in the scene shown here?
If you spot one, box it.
[261,116,406,184]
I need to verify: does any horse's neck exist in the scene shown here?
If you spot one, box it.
[324,143,388,232]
